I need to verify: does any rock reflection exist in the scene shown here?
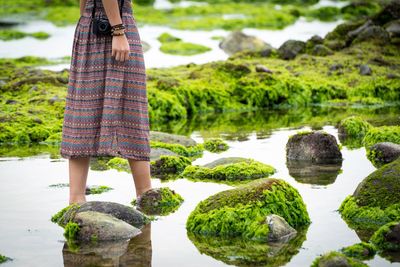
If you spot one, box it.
[187,227,308,267]
[286,160,342,185]
[63,223,152,267]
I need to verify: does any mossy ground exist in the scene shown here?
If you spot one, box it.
[186,178,310,241]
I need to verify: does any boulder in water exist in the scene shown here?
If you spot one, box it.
[219,31,273,56]
[367,142,400,167]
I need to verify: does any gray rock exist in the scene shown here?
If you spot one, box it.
[317,253,352,267]
[387,73,400,79]
[278,40,306,60]
[353,26,390,44]
[219,31,273,55]
[312,44,334,56]
[72,211,142,242]
[347,20,373,40]
[5,99,18,104]
[266,214,297,242]
[203,157,250,168]
[141,40,151,52]
[385,19,400,37]
[307,35,324,46]
[61,201,149,229]
[150,147,179,161]
[286,131,343,164]
[359,64,372,76]
[369,142,400,165]
[150,131,197,147]
[255,64,273,73]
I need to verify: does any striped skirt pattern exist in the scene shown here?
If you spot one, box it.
[60,0,150,161]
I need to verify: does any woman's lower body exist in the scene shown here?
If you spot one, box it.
[60,0,152,204]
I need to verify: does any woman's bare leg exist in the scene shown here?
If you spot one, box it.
[69,157,90,205]
[128,159,152,198]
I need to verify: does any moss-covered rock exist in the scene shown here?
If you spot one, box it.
[338,116,373,149]
[0,29,50,41]
[132,187,184,216]
[311,251,368,267]
[203,138,229,152]
[340,242,376,260]
[186,178,310,241]
[150,155,191,179]
[278,40,306,60]
[106,157,131,173]
[219,30,273,56]
[157,32,211,55]
[354,158,400,209]
[339,159,400,233]
[150,131,197,147]
[370,221,400,251]
[182,158,275,184]
[367,142,400,167]
[150,141,203,159]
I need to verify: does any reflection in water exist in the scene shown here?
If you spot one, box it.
[286,160,342,185]
[63,223,152,267]
[187,227,308,267]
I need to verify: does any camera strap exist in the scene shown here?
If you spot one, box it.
[92,0,125,18]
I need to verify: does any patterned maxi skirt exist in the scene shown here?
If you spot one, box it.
[60,0,150,161]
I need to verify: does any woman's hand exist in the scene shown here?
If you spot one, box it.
[112,34,130,62]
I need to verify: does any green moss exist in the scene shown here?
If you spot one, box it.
[106,157,131,173]
[150,155,191,178]
[203,138,229,152]
[186,178,310,241]
[160,41,212,56]
[338,196,400,231]
[132,187,184,216]
[150,141,204,158]
[63,221,80,240]
[363,126,400,149]
[338,116,372,139]
[340,242,376,260]
[157,32,181,43]
[0,30,50,41]
[51,203,81,226]
[306,6,341,22]
[86,185,113,195]
[311,251,368,267]
[0,254,9,264]
[182,159,275,184]
[370,221,400,251]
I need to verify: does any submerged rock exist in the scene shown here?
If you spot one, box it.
[70,211,141,242]
[368,142,400,167]
[286,131,342,164]
[278,40,306,60]
[340,242,376,260]
[219,31,273,56]
[186,178,310,242]
[311,251,368,267]
[133,187,184,216]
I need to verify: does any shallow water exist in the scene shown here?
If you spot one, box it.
[0,106,399,266]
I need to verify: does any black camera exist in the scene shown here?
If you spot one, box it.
[92,16,112,35]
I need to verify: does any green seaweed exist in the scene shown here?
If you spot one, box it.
[0,29,50,41]
[150,155,192,178]
[186,178,310,241]
[340,242,376,260]
[106,157,131,173]
[363,126,400,149]
[370,221,400,251]
[86,185,113,195]
[150,141,204,158]
[51,203,81,226]
[63,221,80,240]
[338,116,372,139]
[182,159,275,184]
[338,196,400,231]
[203,138,229,153]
